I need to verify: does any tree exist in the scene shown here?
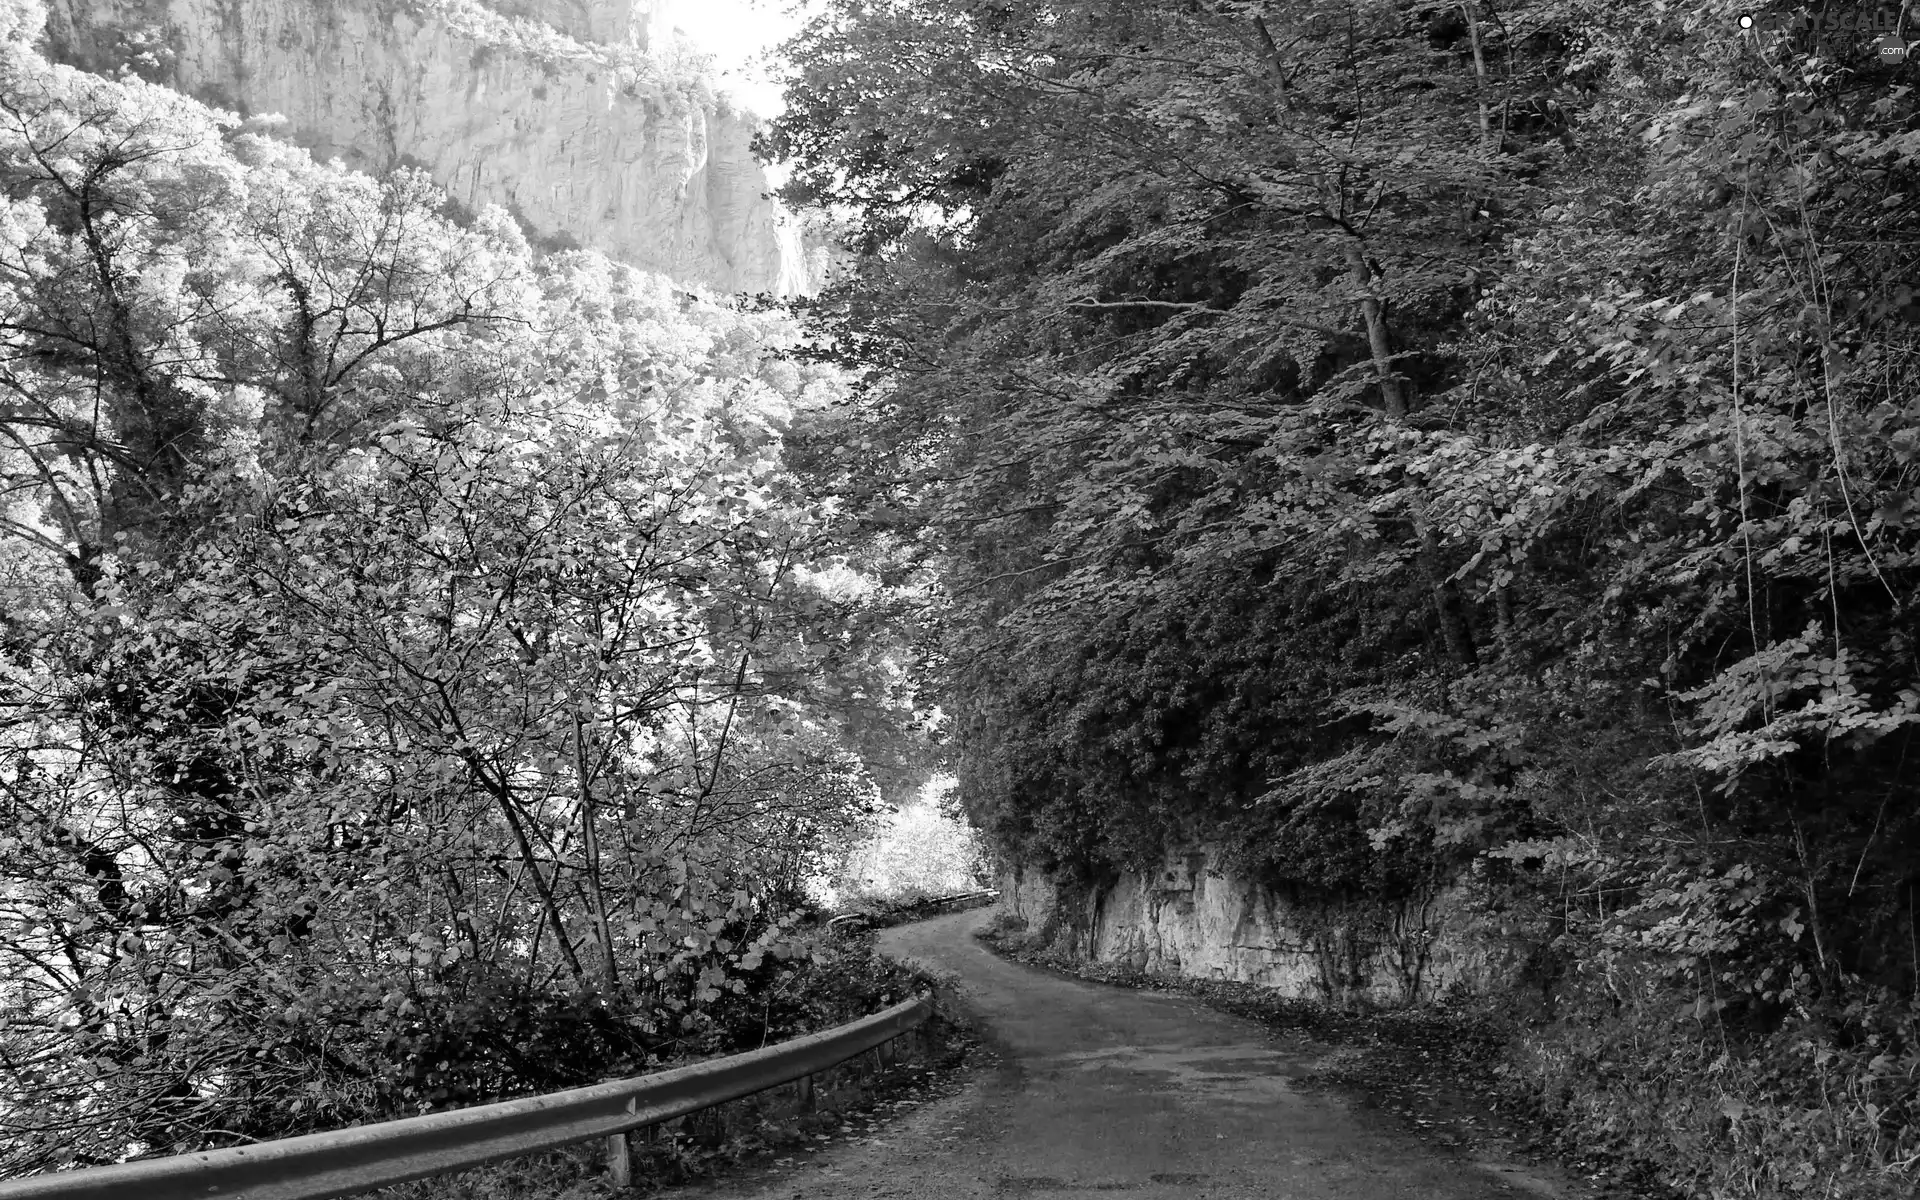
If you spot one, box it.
[772,1,1920,1193]
[765,0,1571,877]
[0,13,929,1170]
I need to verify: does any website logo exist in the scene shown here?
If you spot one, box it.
[1740,7,1915,59]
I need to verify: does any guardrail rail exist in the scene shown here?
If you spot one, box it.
[825,889,1000,933]
[0,994,933,1200]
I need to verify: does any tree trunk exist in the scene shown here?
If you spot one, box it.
[576,715,619,993]
[1344,242,1478,668]
[1462,3,1492,154]
[472,757,587,988]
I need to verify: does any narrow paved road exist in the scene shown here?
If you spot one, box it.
[682,909,1568,1200]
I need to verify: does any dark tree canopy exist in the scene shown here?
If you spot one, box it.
[769,1,1920,1193]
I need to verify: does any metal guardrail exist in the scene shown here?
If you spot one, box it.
[0,994,933,1200]
[927,888,999,909]
[825,889,1000,933]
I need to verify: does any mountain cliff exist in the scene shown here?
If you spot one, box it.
[41,0,813,295]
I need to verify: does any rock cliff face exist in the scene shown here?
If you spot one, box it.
[483,0,660,45]
[42,0,810,296]
[999,847,1543,1006]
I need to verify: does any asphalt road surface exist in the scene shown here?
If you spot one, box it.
[680,908,1570,1200]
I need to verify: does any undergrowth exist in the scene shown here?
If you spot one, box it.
[1507,972,1920,1200]
[371,938,954,1199]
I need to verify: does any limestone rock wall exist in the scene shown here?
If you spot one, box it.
[999,847,1540,1007]
[42,0,807,296]
[483,0,658,45]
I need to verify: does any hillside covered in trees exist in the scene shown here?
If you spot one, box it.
[0,0,947,1174]
[763,0,1920,1195]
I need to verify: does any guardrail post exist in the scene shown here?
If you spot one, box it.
[605,1131,631,1188]
[796,1071,814,1110]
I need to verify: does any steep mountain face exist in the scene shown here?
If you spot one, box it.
[42,0,812,295]
[483,0,662,44]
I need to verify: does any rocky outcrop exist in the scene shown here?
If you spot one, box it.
[42,0,809,295]
[483,0,660,45]
[999,847,1542,1007]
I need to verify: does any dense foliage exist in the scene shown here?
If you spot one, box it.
[767,0,1920,1194]
[0,1,937,1173]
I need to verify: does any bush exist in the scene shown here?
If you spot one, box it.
[694,938,930,1056]
[370,940,946,1200]
[1504,972,1920,1200]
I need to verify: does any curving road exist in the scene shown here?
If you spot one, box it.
[680,909,1571,1199]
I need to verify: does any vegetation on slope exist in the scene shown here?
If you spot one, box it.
[0,0,939,1173]
[764,0,1920,1194]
